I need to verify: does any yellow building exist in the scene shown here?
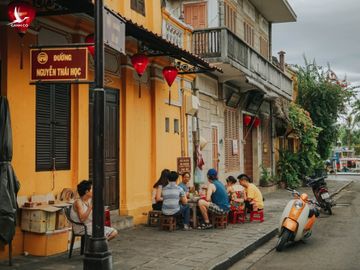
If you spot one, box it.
[0,0,218,259]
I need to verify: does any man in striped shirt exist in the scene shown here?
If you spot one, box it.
[162,171,191,230]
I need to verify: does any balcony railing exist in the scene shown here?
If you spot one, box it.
[193,27,293,98]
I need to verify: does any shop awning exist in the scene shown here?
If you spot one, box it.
[125,19,222,74]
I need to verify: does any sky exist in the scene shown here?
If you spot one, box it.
[272,0,360,87]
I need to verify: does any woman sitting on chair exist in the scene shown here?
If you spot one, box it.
[70,180,118,241]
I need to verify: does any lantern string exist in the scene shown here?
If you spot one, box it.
[168,87,171,105]
[19,35,24,70]
[138,78,141,98]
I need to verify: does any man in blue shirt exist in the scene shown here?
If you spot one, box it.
[197,169,230,229]
[162,171,191,230]
[178,172,191,196]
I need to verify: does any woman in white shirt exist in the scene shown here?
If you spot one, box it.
[70,180,118,241]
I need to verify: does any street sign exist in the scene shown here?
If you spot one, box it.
[104,7,125,54]
[30,48,88,82]
[177,157,191,175]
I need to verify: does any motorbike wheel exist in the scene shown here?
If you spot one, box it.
[276,228,292,252]
[325,201,332,215]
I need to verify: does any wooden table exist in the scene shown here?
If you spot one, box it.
[188,198,200,228]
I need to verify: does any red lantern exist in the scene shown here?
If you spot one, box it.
[162,66,178,86]
[162,66,178,105]
[254,117,261,128]
[85,34,95,58]
[7,1,36,35]
[131,54,149,98]
[131,54,149,77]
[244,115,252,126]
[7,1,36,69]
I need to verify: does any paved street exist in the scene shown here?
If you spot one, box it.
[230,178,360,270]
[0,180,351,270]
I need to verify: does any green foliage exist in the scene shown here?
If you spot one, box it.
[277,150,300,189]
[295,59,352,159]
[289,103,322,178]
[259,165,272,187]
[277,103,322,188]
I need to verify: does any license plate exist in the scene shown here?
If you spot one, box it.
[321,193,330,199]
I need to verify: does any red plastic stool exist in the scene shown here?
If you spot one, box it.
[250,210,264,222]
[105,206,111,226]
[232,210,246,224]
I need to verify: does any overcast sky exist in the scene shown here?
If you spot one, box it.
[272,0,360,86]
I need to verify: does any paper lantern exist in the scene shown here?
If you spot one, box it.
[162,66,178,87]
[7,1,36,35]
[131,54,149,77]
[7,1,36,69]
[85,34,95,57]
[162,66,178,105]
[131,54,149,98]
[244,115,252,126]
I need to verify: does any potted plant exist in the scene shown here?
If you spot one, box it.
[277,150,301,189]
[259,165,273,187]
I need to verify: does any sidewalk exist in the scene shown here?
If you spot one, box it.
[1,180,352,270]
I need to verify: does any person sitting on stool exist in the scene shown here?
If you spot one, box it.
[237,174,264,212]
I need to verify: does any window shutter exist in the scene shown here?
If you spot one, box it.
[36,84,70,171]
[36,84,53,171]
[54,84,71,170]
[224,108,240,172]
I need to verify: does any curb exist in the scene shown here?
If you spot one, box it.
[211,181,353,270]
[211,228,278,270]
[330,181,353,199]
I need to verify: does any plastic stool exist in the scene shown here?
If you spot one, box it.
[250,210,264,222]
[232,210,246,224]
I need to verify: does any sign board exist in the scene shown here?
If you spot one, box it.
[30,48,88,82]
[104,7,126,54]
[177,157,191,175]
[232,139,238,155]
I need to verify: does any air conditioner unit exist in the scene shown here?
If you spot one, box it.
[186,95,199,115]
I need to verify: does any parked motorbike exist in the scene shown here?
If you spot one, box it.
[276,189,320,252]
[306,176,333,215]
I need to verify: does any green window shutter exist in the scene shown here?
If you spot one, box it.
[36,84,71,171]
[54,84,71,170]
[36,84,53,171]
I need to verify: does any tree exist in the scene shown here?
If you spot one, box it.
[295,59,352,159]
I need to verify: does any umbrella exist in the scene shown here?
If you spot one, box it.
[0,96,20,246]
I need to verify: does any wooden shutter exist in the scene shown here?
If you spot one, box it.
[36,84,52,171]
[36,84,70,171]
[224,108,240,172]
[184,2,207,29]
[54,84,71,170]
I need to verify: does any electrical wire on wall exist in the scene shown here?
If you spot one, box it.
[52,157,56,191]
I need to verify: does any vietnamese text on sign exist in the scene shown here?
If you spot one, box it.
[30,48,88,82]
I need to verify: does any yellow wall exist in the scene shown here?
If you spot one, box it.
[2,1,192,224]
[106,0,162,34]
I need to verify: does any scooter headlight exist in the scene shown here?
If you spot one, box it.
[294,200,303,209]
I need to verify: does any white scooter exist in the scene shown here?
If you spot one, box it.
[276,189,320,251]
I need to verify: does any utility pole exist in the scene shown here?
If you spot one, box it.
[83,0,112,269]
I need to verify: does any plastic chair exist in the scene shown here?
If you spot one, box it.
[64,206,88,258]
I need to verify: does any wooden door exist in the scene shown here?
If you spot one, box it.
[184,2,207,29]
[212,126,219,171]
[89,89,119,210]
[243,125,253,179]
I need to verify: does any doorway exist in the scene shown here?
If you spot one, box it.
[89,88,119,210]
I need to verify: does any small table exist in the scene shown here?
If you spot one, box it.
[188,197,200,228]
